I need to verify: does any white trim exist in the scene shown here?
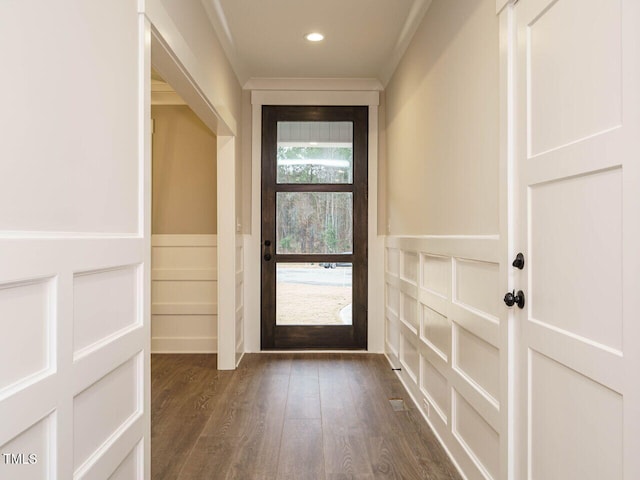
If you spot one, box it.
[498,3,517,479]
[151,337,217,353]
[151,234,217,247]
[251,90,379,107]
[244,77,383,92]
[245,104,262,352]
[144,3,236,135]
[379,0,434,86]
[151,303,217,315]
[246,89,381,352]
[368,105,385,352]
[152,269,217,281]
[140,15,152,480]
[216,135,237,369]
[149,28,230,136]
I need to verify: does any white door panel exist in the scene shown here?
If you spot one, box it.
[514,0,640,478]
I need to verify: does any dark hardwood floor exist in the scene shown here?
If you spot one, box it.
[151,353,462,480]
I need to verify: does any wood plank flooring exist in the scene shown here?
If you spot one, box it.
[151,353,462,480]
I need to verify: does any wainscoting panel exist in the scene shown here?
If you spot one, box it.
[385,235,504,480]
[108,442,142,480]
[151,235,217,353]
[74,265,141,359]
[73,353,142,473]
[0,278,55,396]
[0,413,54,480]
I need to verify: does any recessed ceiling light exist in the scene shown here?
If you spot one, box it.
[305,32,324,42]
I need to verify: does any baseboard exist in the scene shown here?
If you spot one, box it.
[151,336,217,353]
[384,352,468,480]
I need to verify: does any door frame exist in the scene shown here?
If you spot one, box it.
[498,1,518,478]
[246,83,384,352]
[146,5,240,372]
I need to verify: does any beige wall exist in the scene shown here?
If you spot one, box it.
[385,0,499,235]
[152,105,217,234]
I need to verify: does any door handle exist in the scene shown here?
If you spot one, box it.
[504,290,525,309]
[264,253,272,261]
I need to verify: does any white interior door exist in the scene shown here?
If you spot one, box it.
[513,0,640,478]
[0,2,150,479]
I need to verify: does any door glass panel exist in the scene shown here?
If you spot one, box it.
[276,192,353,254]
[277,121,353,184]
[276,263,352,325]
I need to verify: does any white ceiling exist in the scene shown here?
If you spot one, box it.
[201,0,433,87]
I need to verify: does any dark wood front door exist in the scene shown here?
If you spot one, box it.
[261,105,368,349]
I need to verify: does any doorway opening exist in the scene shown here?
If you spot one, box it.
[149,69,219,356]
[261,106,368,349]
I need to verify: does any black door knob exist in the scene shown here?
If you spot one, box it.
[504,290,525,309]
[512,253,525,270]
[264,253,272,261]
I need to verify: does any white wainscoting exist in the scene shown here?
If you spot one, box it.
[385,235,505,480]
[151,235,217,353]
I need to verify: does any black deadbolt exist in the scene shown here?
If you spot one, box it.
[512,252,525,270]
[264,253,272,261]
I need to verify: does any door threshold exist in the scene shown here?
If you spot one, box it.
[256,350,372,354]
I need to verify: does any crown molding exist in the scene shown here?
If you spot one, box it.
[243,77,384,92]
[379,0,433,86]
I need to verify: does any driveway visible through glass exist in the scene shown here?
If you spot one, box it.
[276,263,352,325]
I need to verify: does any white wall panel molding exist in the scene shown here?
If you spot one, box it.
[81,438,143,480]
[0,236,148,444]
[0,378,57,449]
[72,334,146,395]
[420,354,449,424]
[419,303,450,363]
[151,337,217,354]
[387,235,501,262]
[0,412,56,480]
[452,389,500,480]
[385,234,506,480]
[152,234,217,247]
[151,303,218,315]
[152,269,217,281]
[73,353,143,479]
[151,234,218,353]
[0,276,56,401]
[73,264,142,360]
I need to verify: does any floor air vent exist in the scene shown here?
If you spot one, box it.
[389,398,408,412]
